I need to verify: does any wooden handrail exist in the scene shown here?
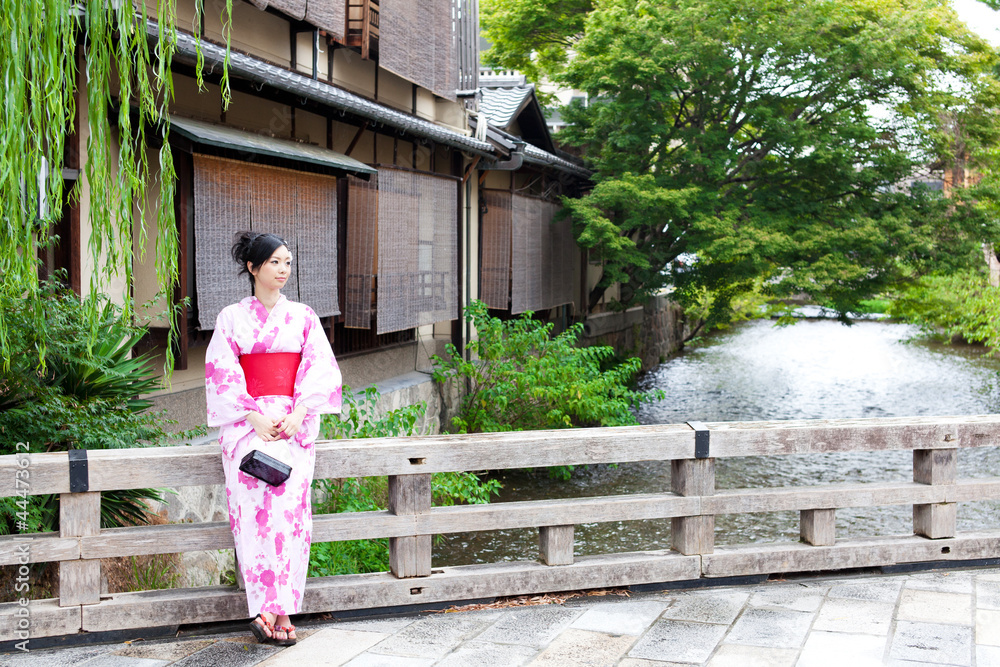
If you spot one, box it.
[3,415,1000,641]
[5,415,998,496]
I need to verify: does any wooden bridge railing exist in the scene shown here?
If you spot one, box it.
[3,415,1000,641]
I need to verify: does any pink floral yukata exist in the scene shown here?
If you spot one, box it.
[205,294,342,616]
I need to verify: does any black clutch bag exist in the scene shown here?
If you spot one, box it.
[239,448,292,487]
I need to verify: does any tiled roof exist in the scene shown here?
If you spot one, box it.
[479,85,535,129]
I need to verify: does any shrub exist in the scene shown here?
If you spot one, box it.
[0,279,175,535]
[308,385,500,577]
[887,270,1000,349]
[431,300,663,434]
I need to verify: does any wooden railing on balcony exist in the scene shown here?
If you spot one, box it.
[346,0,379,60]
[3,415,1000,641]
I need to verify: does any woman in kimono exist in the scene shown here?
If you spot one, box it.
[205,231,342,646]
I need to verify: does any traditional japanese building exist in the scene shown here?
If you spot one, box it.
[43,0,593,434]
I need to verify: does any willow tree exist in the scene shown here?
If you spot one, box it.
[0,0,231,370]
[483,0,1000,322]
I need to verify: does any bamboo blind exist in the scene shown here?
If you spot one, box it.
[193,155,340,329]
[247,0,345,40]
[480,189,512,309]
[376,168,458,334]
[295,171,340,318]
[252,0,307,20]
[345,175,378,329]
[193,155,253,329]
[379,0,457,101]
[306,0,347,40]
[511,194,578,314]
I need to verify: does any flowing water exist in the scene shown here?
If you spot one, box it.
[433,318,1000,566]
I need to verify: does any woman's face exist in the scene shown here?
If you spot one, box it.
[249,245,292,292]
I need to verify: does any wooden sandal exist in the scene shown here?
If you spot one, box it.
[249,613,275,644]
[273,624,297,646]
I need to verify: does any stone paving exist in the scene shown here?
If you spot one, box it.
[5,567,1000,666]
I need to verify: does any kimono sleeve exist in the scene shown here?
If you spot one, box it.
[293,307,343,415]
[205,308,260,428]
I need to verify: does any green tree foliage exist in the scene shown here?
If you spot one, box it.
[1,0,232,373]
[888,269,1000,349]
[431,301,662,434]
[484,0,1000,322]
[309,386,501,576]
[480,0,593,101]
[0,280,178,534]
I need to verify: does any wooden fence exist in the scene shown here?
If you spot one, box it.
[3,415,1000,641]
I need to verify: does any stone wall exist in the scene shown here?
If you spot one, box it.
[580,294,688,370]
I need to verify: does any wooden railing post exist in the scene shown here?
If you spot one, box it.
[388,474,432,578]
[800,509,836,546]
[539,525,574,565]
[671,459,714,555]
[913,448,957,539]
[59,492,101,607]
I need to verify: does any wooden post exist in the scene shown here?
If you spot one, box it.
[59,492,101,607]
[800,509,836,546]
[234,556,246,591]
[388,474,432,578]
[671,459,714,555]
[913,449,957,539]
[539,525,574,565]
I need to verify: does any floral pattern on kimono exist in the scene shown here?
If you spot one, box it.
[205,294,342,615]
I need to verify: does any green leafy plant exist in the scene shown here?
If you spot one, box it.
[0,280,174,535]
[432,300,663,435]
[888,270,1000,350]
[308,385,500,577]
[126,554,180,592]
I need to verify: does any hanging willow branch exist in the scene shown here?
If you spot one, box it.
[0,0,232,374]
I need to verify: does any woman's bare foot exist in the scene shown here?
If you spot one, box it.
[249,612,276,643]
[274,614,297,645]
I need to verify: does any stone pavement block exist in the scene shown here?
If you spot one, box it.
[343,654,434,667]
[475,606,582,648]
[618,660,691,667]
[722,608,813,649]
[797,630,886,667]
[897,590,972,626]
[170,639,281,667]
[528,629,635,666]
[889,620,973,666]
[436,640,537,667]
[813,598,895,635]
[328,616,420,634]
[257,628,388,666]
[748,585,825,612]
[704,643,797,667]
[112,639,214,662]
[0,645,116,667]
[828,579,903,603]
[368,613,496,659]
[77,657,169,667]
[627,619,727,664]
[569,601,667,636]
[905,572,975,595]
[978,645,1000,667]
[977,609,1000,646]
[978,580,1000,611]
[660,590,749,625]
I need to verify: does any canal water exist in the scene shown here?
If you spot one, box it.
[433,318,1000,566]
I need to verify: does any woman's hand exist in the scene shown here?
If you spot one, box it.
[278,404,308,440]
[246,411,280,441]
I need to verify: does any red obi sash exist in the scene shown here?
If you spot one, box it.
[239,352,301,398]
